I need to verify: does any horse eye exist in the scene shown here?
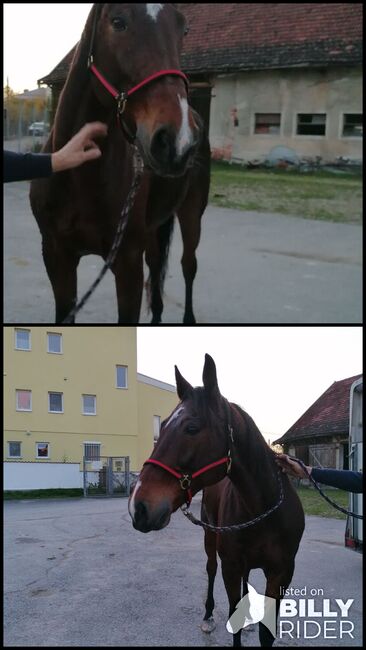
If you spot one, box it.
[186,424,199,435]
[112,17,128,31]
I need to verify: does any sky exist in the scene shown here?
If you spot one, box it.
[137,327,362,441]
[3,3,93,92]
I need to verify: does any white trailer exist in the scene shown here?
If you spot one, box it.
[345,377,363,551]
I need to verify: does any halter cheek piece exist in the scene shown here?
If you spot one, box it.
[87,6,189,137]
[143,403,234,507]
[143,455,231,507]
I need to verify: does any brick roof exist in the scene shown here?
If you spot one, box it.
[38,47,76,86]
[178,3,362,73]
[39,3,362,85]
[275,374,362,445]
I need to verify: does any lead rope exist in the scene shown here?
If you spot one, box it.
[181,467,284,534]
[288,456,363,520]
[62,147,144,323]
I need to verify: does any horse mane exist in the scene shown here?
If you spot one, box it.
[230,402,279,484]
[52,4,98,149]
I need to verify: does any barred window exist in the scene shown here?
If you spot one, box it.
[84,443,101,461]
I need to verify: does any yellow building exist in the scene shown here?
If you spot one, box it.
[4,327,178,490]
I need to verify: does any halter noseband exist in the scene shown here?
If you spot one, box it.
[87,5,189,126]
[143,401,234,507]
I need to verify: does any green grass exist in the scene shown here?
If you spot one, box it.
[294,485,348,519]
[209,162,362,224]
[4,488,84,500]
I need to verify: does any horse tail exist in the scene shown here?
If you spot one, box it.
[146,214,175,310]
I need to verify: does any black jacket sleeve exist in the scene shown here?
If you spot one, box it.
[4,150,53,183]
[311,468,363,493]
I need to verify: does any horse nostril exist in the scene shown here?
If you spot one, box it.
[134,501,149,529]
[150,127,173,166]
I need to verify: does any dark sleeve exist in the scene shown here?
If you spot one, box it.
[311,468,363,493]
[4,150,53,183]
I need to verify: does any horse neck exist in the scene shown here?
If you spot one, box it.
[52,9,113,149]
[229,405,278,508]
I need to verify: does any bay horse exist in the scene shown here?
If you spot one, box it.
[30,4,210,324]
[129,354,305,646]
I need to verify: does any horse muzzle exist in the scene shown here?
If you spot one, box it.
[136,122,200,178]
[131,499,172,533]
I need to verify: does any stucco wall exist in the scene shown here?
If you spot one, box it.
[210,66,362,163]
[137,376,178,469]
[4,462,82,490]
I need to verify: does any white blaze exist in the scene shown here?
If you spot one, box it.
[146,4,163,21]
[176,94,193,157]
[165,405,185,428]
[128,479,142,520]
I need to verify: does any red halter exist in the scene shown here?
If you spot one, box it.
[87,4,189,139]
[89,61,189,116]
[143,456,230,506]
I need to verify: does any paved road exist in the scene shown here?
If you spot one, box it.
[4,181,362,323]
[4,497,362,646]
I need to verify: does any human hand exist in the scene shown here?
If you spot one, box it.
[51,122,108,172]
[275,454,312,479]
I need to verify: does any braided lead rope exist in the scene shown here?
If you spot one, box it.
[181,466,284,533]
[62,148,144,323]
[289,456,363,520]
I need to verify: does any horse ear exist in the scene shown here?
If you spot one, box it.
[175,366,193,401]
[202,353,221,401]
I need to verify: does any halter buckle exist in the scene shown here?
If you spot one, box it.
[180,474,192,490]
[227,453,232,474]
[117,92,128,115]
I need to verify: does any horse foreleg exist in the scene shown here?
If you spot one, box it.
[177,202,202,325]
[222,561,244,647]
[113,246,144,324]
[145,232,163,324]
[201,530,217,633]
[42,238,79,324]
[259,561,295,647]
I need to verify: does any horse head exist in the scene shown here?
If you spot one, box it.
[88,3,202,177]
[129,354,231,533]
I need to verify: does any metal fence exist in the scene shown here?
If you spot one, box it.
[3,101,51,153]
[83,456,130,498]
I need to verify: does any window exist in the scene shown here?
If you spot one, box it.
[47,332,62,354]
[116,365,128,389]
[16,390,32,411]
[254,113,281,135]
[8,442,21,458]
[342,114,362,138]
[15,328,31,350]
[82,394,96,415]
[36,442,50,458]
[48,392,63,413]
[297,114,326,136]
[153,415,161,445]
[84,443,101,461]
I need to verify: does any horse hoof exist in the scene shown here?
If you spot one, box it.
[201,617,216,633]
